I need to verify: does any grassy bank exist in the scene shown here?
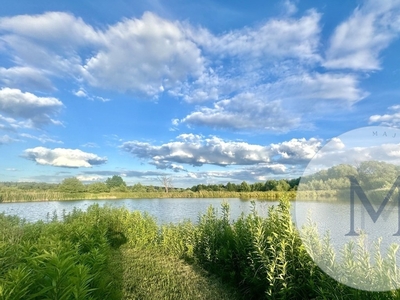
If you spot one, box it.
[1,199,398,299]
[0,190,297,202]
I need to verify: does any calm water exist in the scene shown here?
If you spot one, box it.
[1,198,398,248]
[0,198,277,224]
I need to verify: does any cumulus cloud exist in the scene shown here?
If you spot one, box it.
[22,147,107,168]
[121,133,271,168]
[121,134,323,171]
[82,12,204,97]
[270,138,322,164]
[176,9,366,131]
[0,12,204,98]
[324,0,400,70]
[0,88,63,128]
[369,105,400,127]
[0,8,391,132]
[181,94,301,132]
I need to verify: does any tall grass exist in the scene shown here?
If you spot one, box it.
[0,190,296,202]
[2,199,400,299]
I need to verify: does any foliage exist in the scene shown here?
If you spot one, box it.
[300,160,400,192]
[3,200,400,298]
[105,175,126,190]
[87,182,109,193]
[58,177,86,193]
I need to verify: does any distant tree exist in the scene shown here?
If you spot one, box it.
[131,183,146,192]
[251,182,264,191]
[264,179,278,191]
[357,160,399,190]
[87,182,109,193]
[288,177,300,190]
[275,179,291,191]
[157,176,173,193]
[226,182,237,192]
[59,177,86,193]
[105,175,126,189]
[240,181,251,192]
[146,185,156,192]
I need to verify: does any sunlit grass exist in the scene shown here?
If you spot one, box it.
[2,199,400,299]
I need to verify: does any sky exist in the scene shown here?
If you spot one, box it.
[0,0,400,187]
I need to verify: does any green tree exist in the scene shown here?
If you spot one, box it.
[275,179,291,191]
[240,181,251,192]
[357,160,399,190]
[251,182,264,191]
[59,177,86,193]
[87,182,109,193]
[105,175,126,189]
[226,182,237,192]
[264,179,278,191]
[131,183,146,192]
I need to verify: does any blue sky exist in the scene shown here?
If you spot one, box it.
[0,0,400,187]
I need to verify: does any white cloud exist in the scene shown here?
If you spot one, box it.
[0,88,63,128]
[74,89,88,98]
[276,73,367,103]
[283,0,298,15]
[181,93,301,132]
[83,169,167,178]
[324,0,400,70]
[20,133,63,144]
[76,175,105,182]
[0,12,100,45]
[189,9,321,62]
[182,163,289,183]
[82,12,204,97]
[0,134,16,145]
[369,105,400,127]
[81,142,99,148]
[270,138,322,164]
[22,147,107,168]
[0,66,54,91]
[121,134,271,168]
[73,88,110,102]
[0,9,381,133]
[121,134,323,172]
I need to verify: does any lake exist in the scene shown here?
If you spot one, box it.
[0,198,277,224]
[1,198,398,252]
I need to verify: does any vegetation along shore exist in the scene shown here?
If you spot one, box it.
[1,198,399,299]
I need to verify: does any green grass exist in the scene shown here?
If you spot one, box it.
[2,199,400,299]
[108,246,242,300]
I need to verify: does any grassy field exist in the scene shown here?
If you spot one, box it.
[1,198,399,299]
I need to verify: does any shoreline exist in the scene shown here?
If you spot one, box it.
[0,190,298,203]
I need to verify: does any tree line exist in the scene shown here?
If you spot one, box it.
[0,175,300,194]
[300,160,400,191]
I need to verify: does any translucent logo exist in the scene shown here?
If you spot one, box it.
[295,126,400,291]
